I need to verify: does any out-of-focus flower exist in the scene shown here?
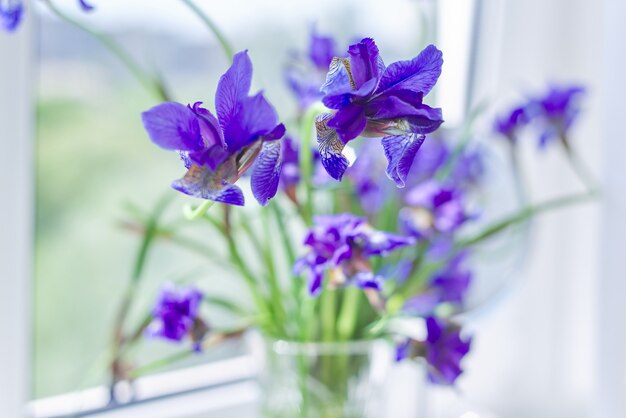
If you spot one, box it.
[493,84,585,147]
[403,252,472,314]
[285,28,341,111]
[280,136,301,189]
[347,141,391,214]
[294,213,414,294]
[316,38,444,185]
[395,316,471,385]
[403,136,484,190]
[530,84,585,147]
[147,284,208,351]
[78,0,95,12]
[142,51,286,206]
[0,0,23,32]
[400,180,468,239]
[494,105,530,140]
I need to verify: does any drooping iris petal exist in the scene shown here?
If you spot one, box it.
[215,51,253,132]
[404,105,444,134]
[251,141,282,206]
[327,104,367,142]
[142,102,204,152]
[316,113,349,180]
[223,92,280,152]
[0,0,23,32]
[375,44,443,97]
[78,0,95,11]
[171,163,245,206]
[347,37,384,90]
[381,133,426,187]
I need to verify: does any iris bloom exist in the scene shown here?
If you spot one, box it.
[78,0,95,12]
[395,316,471,385]
[403,252,472,314]
[494,105,529,141]
[530,84,585,147]
[286,28,341,111]
[1,0,94,32]
[400,180,468,239]
[0,0,23,32]
[294,213,414,295]
[316,38,443,185]
[142,51,286,206]
[147,284,208,351]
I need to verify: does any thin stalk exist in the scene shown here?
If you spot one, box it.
[111,193,173,383]
[458,190,597,248]
[260,209,287,335]
[181,0,235,61]
[336,287,361,341]
[320,286,337,342]
[43,0,169,101]
[199,211,275,333]
[183,200,215,221]
[561,136,598,193]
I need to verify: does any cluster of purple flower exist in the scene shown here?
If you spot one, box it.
[1,0,94,32]
[494,85,585,147]
[143,30,475,385]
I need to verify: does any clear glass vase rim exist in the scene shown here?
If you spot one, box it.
[264,337,387,356]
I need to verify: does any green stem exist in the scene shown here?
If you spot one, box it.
[458,190,597,248]
[320,286,337,342]
[561,136,598,193]
[129,351,194,379]
[200,212,274,333]
[336,287,361,341]
[260,209,287,335]
[111,193,173,381]
[181,0,235,61]
[183,201,215,220]
[43,0,169,101]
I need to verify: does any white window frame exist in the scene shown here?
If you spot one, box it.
[0,9,35,418]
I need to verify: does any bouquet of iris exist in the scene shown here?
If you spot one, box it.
[130,31,595,416]
[6,3,595,416]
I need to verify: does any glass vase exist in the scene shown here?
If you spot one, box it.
[251,336,391,418]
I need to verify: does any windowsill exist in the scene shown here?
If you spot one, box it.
[27,355,258,418]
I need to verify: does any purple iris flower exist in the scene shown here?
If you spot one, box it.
[403,252,472,314]
[280,136,301,190]
[530,84,585,146]
[147,284,207,350]
[395,317,471,385]
[494,105,530,140]
[0,0,23,32]
[294,213,414,295]
[424,317,471,385]
[286,28,341,111]
[78,0,95,12]
[400,180,468,239]
[316,38,444,186]
[142,51,286,206]
[347,141,391,214]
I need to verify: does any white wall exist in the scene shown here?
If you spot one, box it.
[455,1,607,417]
